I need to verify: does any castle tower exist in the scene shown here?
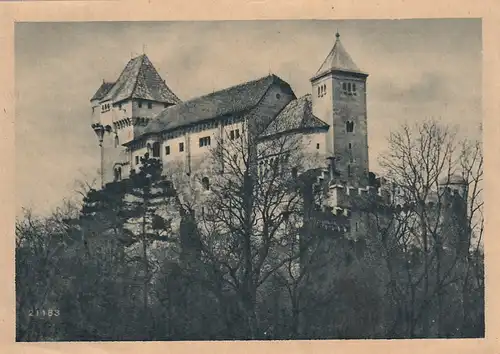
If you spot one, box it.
[439,175,469,255]
[310,32,369,186]
[90,54,181,186]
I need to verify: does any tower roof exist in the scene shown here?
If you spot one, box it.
[259,94,329,138]
[90,81,115,102]
[99,54,181,105]
[312,32,367,81]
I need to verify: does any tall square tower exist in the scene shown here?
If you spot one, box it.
[310,33,369,186]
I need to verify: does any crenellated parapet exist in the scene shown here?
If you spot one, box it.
[308,166,466,224]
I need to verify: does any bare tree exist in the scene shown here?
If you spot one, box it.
[164,117,326,338]
[373,118,484,337]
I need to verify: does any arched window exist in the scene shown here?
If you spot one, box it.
[114,167,122,181]
[152,142,160,158]
[202,177,210,191]
[114,135,119,148]
[346,121,355,133]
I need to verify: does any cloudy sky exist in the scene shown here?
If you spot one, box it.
[15,19,482,216]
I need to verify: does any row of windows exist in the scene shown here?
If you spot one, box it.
[137,101,169,109]
[102,100,170,114]
[134,138,337,165]
[316,82,359,98]
[342,82,357,96]
[101,103,111,113]
[317,84,327,98]
[135,134,222,164]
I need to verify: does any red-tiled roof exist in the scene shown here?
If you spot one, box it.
[100,54,181,105]
[141,74,295,136]
[259,94,329,138]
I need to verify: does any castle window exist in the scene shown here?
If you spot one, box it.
[135,156,139,165]
[114,167,122,182]
[165,145,170,155]
[152,142,161,157]
[179,142,184,152]
[230,129,240,140]
[346,121,355,133]
[347,164,352,177]
[138,101,143,108]
[199,136,211,147]
[147,102,153,109]
[114,135,119,148]
[316,143,320,150]
[317,84,327,98]
[348,142,352,149]
[202,177,210,191]
[342,82,358,96]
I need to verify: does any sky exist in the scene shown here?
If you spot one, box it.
[15,19,482,216]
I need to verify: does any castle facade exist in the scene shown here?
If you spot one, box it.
[89,32,468,243]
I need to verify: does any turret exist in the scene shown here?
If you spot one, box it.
[89,54,181,186]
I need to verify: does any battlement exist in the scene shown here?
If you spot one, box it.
[309,167,466,220]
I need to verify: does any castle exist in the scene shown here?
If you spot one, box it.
[89,32,469,244]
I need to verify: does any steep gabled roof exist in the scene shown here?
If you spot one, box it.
[259,94,329,138]
[90,81,115,102]
[313,32,366,80]
[101,54,181,105]
[140,74,295,136]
